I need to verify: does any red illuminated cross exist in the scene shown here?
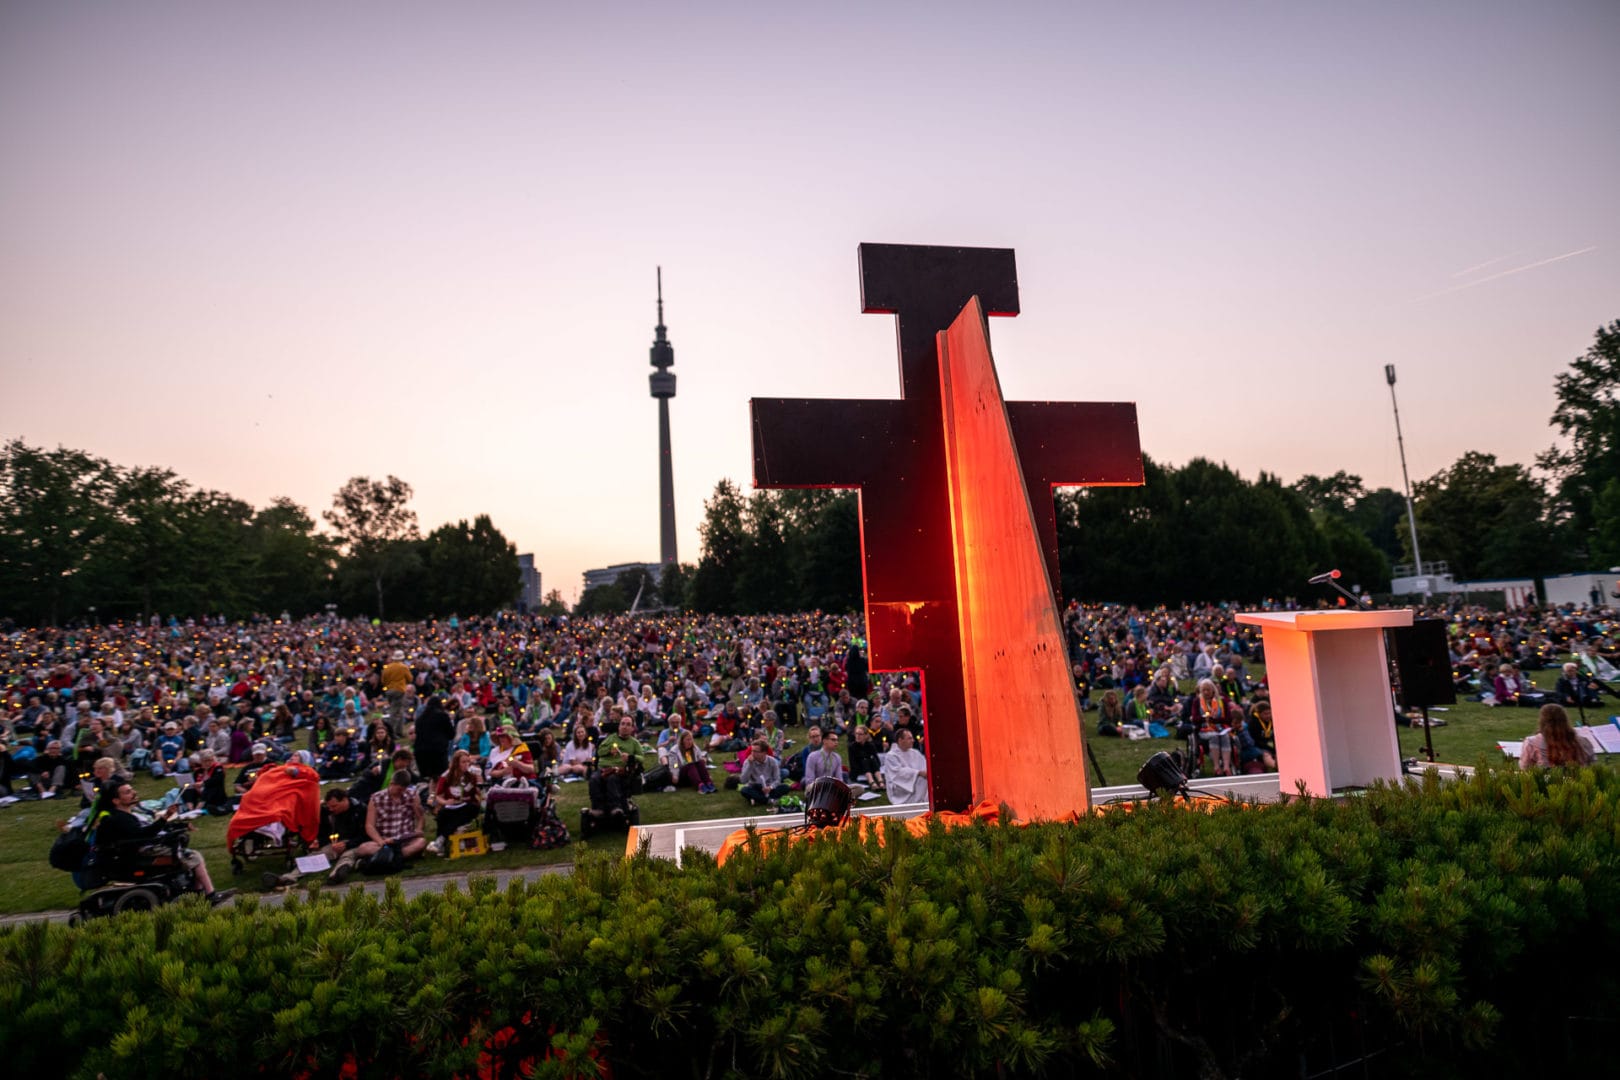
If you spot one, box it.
[750,244,1142,812]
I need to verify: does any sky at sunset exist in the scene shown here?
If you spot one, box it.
[3,1,1617,602]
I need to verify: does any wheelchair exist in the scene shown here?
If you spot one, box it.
[72,830,199,924]
[579,755,643,839]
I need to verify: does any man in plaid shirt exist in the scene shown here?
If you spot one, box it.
[364,769,426,862]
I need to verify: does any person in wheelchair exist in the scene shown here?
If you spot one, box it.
[92,779,233,904]
[587,713,644,821]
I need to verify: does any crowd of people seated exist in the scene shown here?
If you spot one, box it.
[5,598,1617,889]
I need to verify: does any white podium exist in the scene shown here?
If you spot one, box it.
[1235,609,1413,797]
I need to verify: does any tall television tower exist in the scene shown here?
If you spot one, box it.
[649,268,678,565]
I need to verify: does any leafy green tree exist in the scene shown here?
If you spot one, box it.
[102,466,191,621]
[1542,319,1620,552]
[421,514,520,616]
[1348,486,1410,565]
[736,491,793,614]
[571,567,664,617]
[169,491,257,617]
[658,562,694,611]
[0,440,117,624]
[1292,471,1367,515]
[246,498,335,616]
[1591,478,1620,569]
[1412,452,1556,580]
[690,480,747,613]
[323,475,420,618]
[1059,454,1183,604]
[1319,513,1391,593]
[787,490,861,612]
[537,587,570,616]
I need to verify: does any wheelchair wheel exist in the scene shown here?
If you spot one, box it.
[113,887,160,914]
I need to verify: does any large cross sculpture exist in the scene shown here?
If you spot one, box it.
[750,244,1143,818]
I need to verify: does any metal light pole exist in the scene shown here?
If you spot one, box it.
[1384,364,1424,579]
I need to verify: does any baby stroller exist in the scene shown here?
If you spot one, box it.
[71,828,200,923]
[484,780,571,850]
[579,756,642,839]
[226,761,321,875]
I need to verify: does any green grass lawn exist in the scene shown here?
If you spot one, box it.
[5,665,1614,916]
[0,748,782,915]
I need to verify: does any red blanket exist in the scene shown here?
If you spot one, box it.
[226,762,321,847]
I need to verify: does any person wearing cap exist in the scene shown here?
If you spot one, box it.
[152,721,185,776]
[487,725,535,784]
[363,768,426,864]
[382,650,411,735]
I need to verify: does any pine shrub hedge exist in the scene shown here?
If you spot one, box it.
[3,765,1619,1079]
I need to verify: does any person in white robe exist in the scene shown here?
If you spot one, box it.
[881,728,928,804]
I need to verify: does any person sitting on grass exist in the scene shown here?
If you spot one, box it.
[1493,663,1544,707]
[1126,685,1155,731]
[362,769,426,870]
[532,728,561,776]
[756,710,786,757]
[452,712,491,762]
[156,722,188,776]
[320,727,360,780]
[1519,703,1595,769]
[1096,690,1126,736]
[655,713,686,756]
[804,728,846,786]
[668,729,716,793]
[234,745,270,797]
[32,740,71,798]
[785,725,824,783]
[92,779,233,904]
[1555,662,1606,708]
[427,749,482,856]
[265,785,373,888]
[558,723,593,780]
[847,723,886,793]
[191,748,231,813]
[738,739,789,809]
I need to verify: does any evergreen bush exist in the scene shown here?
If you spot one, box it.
[3,765,1618,1079]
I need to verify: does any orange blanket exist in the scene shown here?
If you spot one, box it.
[226,762,322,848]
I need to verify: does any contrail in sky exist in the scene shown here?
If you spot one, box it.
[1451,254,1511,277]
[1416,246,1598,302]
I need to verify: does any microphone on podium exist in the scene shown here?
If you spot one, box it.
[1307,568,1373,608]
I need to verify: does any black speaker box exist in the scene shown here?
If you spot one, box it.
[1390,618,1456,709]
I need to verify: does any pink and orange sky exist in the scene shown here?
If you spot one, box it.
[3,2,1617,601]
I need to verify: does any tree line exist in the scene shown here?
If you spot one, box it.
[0,444,521,624]
[614,319,1619,613]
